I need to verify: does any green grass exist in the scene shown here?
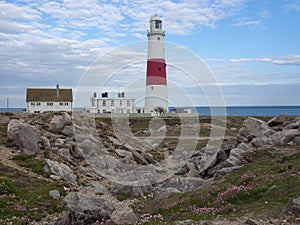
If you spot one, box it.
[0,163,66,225]
[12,154,49,177]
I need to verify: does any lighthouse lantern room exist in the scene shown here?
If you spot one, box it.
[145,15,168,113]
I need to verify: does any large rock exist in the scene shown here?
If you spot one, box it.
[44,159,78,187]
[63,192,115,225]
[225,142,252,166]
[111,183,154,199]
[110,203,137,224]
[160,177,213,193]
[49,112,72,131]
[197,146,222,175]
[267,129,300,146]
[281,196,300,217]
[7,119,40,155]
[237,117,275,143]
[267,114,286,128]
[284,117,300,130]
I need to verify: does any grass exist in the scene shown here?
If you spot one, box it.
[136,145,300,223]
[12,154,49,177]
[0,163,66,225]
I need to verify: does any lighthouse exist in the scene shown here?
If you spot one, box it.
[145,15,168,113]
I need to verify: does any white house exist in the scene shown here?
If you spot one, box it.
[26,84,73,113]
[87,92,135,114]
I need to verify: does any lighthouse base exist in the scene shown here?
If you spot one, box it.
[145,85,168,113]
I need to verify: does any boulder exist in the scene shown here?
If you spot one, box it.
[111,183,154,199]
[267,129,300,146]
[111,204,137,225]
[160,177,213,193]
[7,119,40,155]
[114,149,133,159]
[90,182,109,195]
[197,146,222,175]
[281,196,300,217]
[49,190,61,199]
[237,117,275,143]
[44,159,78,187]
[225,142,252,166]
[49,112,71,131]
[63,192,115,225]
[284,117,300,130]
[293,136,300,146]
[62,126,74,137]
[267,114,286,128]
[40,136,51,151]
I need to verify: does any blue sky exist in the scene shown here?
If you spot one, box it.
[0,0,300,108]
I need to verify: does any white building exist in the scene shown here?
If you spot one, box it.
[26,84,73,113]
[87,92,135,114]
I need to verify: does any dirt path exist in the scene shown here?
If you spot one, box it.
[0,145,51,182]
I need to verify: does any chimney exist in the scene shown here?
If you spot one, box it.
[56,84,59,98]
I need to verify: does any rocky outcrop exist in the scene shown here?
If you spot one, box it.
[62,192,115,225]
[7,119,40,155]
[44,159,78,187]
[49,112,71,131]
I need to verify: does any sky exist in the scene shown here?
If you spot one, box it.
[0,0,300,108]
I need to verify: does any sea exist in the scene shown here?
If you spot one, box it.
[1,106,300,116]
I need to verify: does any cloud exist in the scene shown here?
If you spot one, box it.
[283,0,300,13]
[234,19,261,26]
[229,55,300,65]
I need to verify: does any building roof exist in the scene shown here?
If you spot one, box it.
[26,88,73,102]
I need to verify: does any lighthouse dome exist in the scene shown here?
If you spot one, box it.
[150,15,161,21]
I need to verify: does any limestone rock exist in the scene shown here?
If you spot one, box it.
[111,204,137,225]
[7,119,40,155]
[237,117,275,143]
[281,196,300,217]
[49,112,71,131]
[267,114,286,128]
[49,190,61,199]
[62,126,74,137]
[225,142,252,166]
[197,146,222,175]
[293,136,300,146]
[63,192,115,225]
[160,177,213,193]
[111,183,154,198]
[44,159,78,187]
[267,129,300,146]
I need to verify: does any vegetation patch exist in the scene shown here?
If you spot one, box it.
[0,163,65,225]
[12,154,49,177]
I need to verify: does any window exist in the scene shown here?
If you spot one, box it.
[37,102,41,106]
[158,67,161,72]
[111,100,114,106]
[31,102,35,106]
[157,37,160,40]
[119,100,122,106]
[127,109,130,113]
[102,100,106,106]
[64,102,69,106]
[59,102,63,106]
[127,100,130,106]
[155,20,161,29]
[47,102,53,106]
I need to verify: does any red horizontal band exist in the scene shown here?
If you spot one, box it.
[146,58,167,85]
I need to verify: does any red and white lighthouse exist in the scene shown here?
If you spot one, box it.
[145,15,168,113]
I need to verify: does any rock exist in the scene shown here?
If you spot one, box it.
[114,149,132,158]
[175,164,189,175]
[157,125,167,133]
[267,114,286,128]
[225,142,252,166]
[62,126,74,137]
[111,183,154,199]
[267,129,300,146]
[174,220,211,225]
[44,159,78,187]
[293,136,300,146]
[49,190,61,199]
[153,187,181,202]
[245,218,259,225]
[237,117,275,143]
[7,119,40,155]
[111,204,137,224]
[63,192,115,225]
[41,136,51,151]
[58,148,73,162]
[284,117,300,130]
[49,112,71,131]
[90,182,108,195]
[197,146,222,175]
[160,177,213,193]
[281,196,300,217]
[215,166,243,176]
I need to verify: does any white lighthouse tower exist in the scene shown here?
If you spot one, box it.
[145,15,168,113]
